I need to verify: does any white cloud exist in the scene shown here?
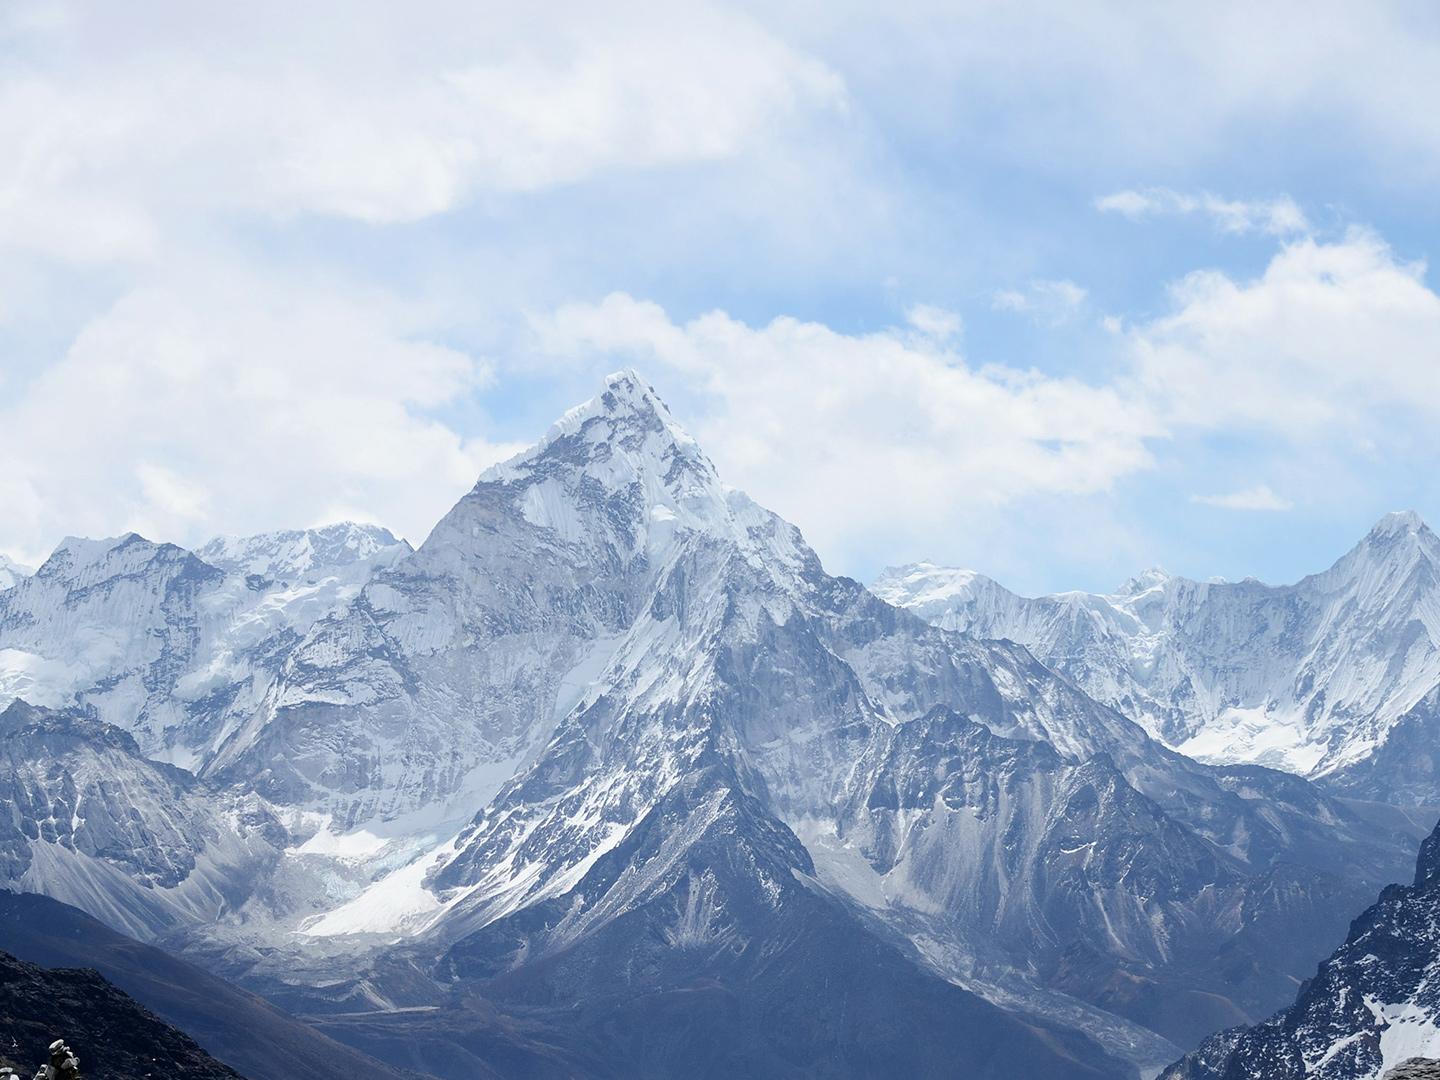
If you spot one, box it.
[777,4,1440,186]
[527,225,1440,564]
[904,304,963,341]
[531,292,1159,565]
[1095,188,1310,235]
[0,268,523,563]
[991,279,1088,323]
[1129,229,1440,436]
[0,1,844,262]
[1191,485,1294,511]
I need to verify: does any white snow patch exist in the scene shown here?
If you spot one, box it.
[1175,705,1328,774]
[1372,999,1440,1076]
[300,837,455,937]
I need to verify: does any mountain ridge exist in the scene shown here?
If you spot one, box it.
[1161,812,1440,1079]
[874,512,1440,800]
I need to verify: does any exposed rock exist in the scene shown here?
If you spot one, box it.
[1385,1059,1440,1079]
[1162,816,1440,1079]
[0,949,242,1079]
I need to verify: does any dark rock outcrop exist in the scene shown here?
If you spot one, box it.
[0,948,242,1079]
[1385,1059,1440,1079]
[1163,816,1440,1079]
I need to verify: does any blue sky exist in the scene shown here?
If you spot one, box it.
[4,2,1440,595]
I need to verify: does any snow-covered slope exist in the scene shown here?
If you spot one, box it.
[0,555,33,592]
[0,699,281,940]
[0,524,410,769]
[1163,820,1440,1080]
[197,522,410,581]
[874,513,1440,800]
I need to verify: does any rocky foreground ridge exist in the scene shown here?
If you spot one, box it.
[0,949,241,1079]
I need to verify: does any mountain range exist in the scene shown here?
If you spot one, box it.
[874,516,1440,805]
[0,370,1436,1078]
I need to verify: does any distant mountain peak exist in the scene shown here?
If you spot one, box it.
[197,521,409,580]
[598,366,682,423]
[34,533,212,586]
[871,563,992,606]
[1369,509,1429,538]
[1332,509,1440,580]
[471,370,739,554]
[1115,566,1172,597]
[485,370,701,480]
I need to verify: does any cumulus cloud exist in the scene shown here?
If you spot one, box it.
[1129,229,1440,436]
[527,225,1440,565]
[0,269,523,564]
[1095,188,1310,235]
[1191,485,1294,511]
[531,293,1160,565]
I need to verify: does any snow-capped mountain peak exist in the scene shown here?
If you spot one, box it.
[875,510,1440,796]
[1367,508,1430,539]
[197,521,410,581]
[473,369,746,558]
[1341,510,1437,568]
[1115,565,1172,597]
[484,369,703,483]
[870,563,1012,632]
[33,532,215,588]
[872,563,987,603]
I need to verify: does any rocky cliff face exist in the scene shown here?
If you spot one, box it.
[0,524,409,772]
[0,700,282,940]
[0,949,243,1080]
[1164,818,1440,1080]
